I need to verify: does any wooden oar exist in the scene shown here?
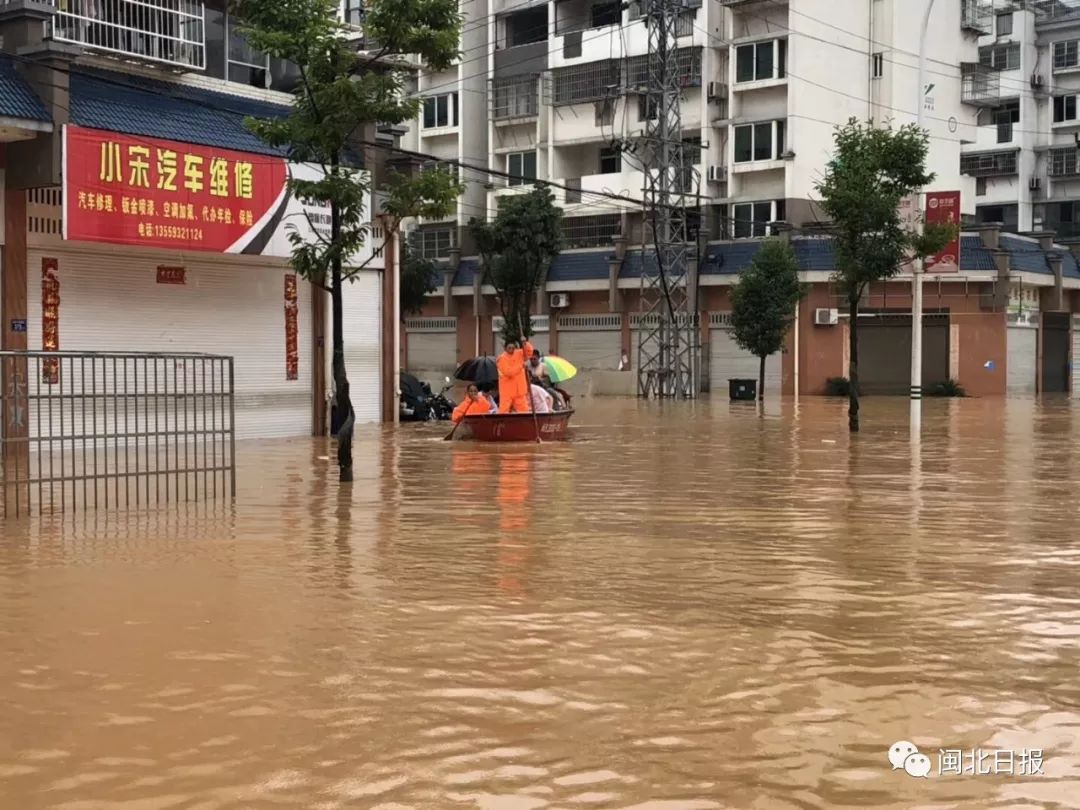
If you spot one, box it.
[443,420,461,441]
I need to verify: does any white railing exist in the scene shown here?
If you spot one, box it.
[47,0,206,71]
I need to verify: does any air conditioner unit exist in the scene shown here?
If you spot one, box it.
[707,81,727,101]
[814,307,839,326]
[550,293,571,309]
[707,165,726,183]
[1031,74,1045,91]
[1029,177,1042,191]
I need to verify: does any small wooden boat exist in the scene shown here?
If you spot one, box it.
[461,409,574,441]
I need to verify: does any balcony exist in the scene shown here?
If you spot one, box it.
[961,0,993,34]
[1049,147,1080,177]
[44,0,206,71]
[491,75,539,122]
[1034,0,1080,24]
[961,63,1003,106]
[960,150,1018,177]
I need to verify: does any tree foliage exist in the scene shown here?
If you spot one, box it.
[470,187,562,343]
[400,239,440,316]
[730,238,804,400]
[236,0,464,480]
[814,119,956,431]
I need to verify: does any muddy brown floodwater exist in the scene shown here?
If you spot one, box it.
[3,396,1080,809]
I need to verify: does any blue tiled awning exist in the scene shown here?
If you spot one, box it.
[0,58,50,124]
[549,250,611,282]
[70,68,291,157]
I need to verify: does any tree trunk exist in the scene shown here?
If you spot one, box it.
[330,157,354,482]
[758,354,766,402]
[848,294,860,433]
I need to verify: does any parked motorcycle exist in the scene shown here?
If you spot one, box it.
[399,372,456,422]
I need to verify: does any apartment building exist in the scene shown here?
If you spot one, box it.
[403,0,1080,398]
[0,0,395,438]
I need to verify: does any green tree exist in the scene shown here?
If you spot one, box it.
[814,119,955,432]
[237,0,463,481]
[730,238,804,402]
[470,187,562,344]
[399,239,440,316]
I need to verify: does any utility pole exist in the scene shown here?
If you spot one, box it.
[911,0,937,432]
[637,0,699,399]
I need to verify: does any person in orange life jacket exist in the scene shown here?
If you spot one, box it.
[496,336,534,414]
[452,384,494,423]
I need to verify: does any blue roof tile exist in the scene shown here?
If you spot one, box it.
[453,258,480,286]
[548,250,611,282]
[1058,249,1080,279]
[70,68,291,156]
[959,235,996,272]
[0,58,50,124]
[1002,235,1051,275]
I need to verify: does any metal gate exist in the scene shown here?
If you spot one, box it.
[1,351,235,518]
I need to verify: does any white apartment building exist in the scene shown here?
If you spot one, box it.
[403,0,984,255]
[952,0,1080,241]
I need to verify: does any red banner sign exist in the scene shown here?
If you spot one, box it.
[925,190,960,273]
[284,274,299,381]
[41,258,60,384]
[157,266,186,285]
[63,125,288,253]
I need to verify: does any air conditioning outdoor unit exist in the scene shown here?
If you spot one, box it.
[1031,74,1045,91]
[707,81,727,101]
[815,307,839,326]
[550,293,571,309]
[707,165,726,182]
[1029,177,1042,191]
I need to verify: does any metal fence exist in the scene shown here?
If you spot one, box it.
[1,352,234,518]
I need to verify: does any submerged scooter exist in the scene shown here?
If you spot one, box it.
[399,373,456,422]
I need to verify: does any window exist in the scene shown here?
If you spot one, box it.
[1054,94,1078,123]
[979,43,1020,71]
[591,1,622,28]
[1054,40,1079,70]
[639,94,659,121]
[996,101,1019,143]
[599,147,621,174]
[343,0,363,26]
[735,39,786,83]
[976,177,987,197]
[493,77,538,119]
[734,120,785,163]
[422,93,458,128]
[227,15,268,87]
[506,7,547,47]
[872,52,884,79]
[418,227,454,259]
[1050,147,1080,177]
[507,151,537,186]
[732,201,782,239]
[997,12,1012,37]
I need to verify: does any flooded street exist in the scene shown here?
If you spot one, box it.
[3,396,1080,809]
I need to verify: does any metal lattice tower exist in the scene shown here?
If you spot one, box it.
[636,0,700,399]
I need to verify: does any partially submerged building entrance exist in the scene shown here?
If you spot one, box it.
[856,312,950,395]
[1041,312,1070,393]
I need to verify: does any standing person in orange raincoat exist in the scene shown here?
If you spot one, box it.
[451,384,495,423]
[496,336,534,414]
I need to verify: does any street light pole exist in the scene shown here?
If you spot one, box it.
[911,0,937,433]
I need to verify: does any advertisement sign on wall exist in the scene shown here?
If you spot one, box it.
[925,190,961,273]
[62,125,366,259]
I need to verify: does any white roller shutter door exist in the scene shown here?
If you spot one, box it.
[26,248,313,439]
[1007,322,1037,395]
[340,270,382,424]
[404,317,457,386]
[492,316,550,356]
[555,315,621,370]
[1073,316,1080,398]
[709,314,781,397]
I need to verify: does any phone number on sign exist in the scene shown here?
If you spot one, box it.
[138,223,206,241]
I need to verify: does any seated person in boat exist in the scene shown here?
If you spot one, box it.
[528,350,569,410]
[530,382,554,414]
[496,336,534,414]
[452,384,495,423]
